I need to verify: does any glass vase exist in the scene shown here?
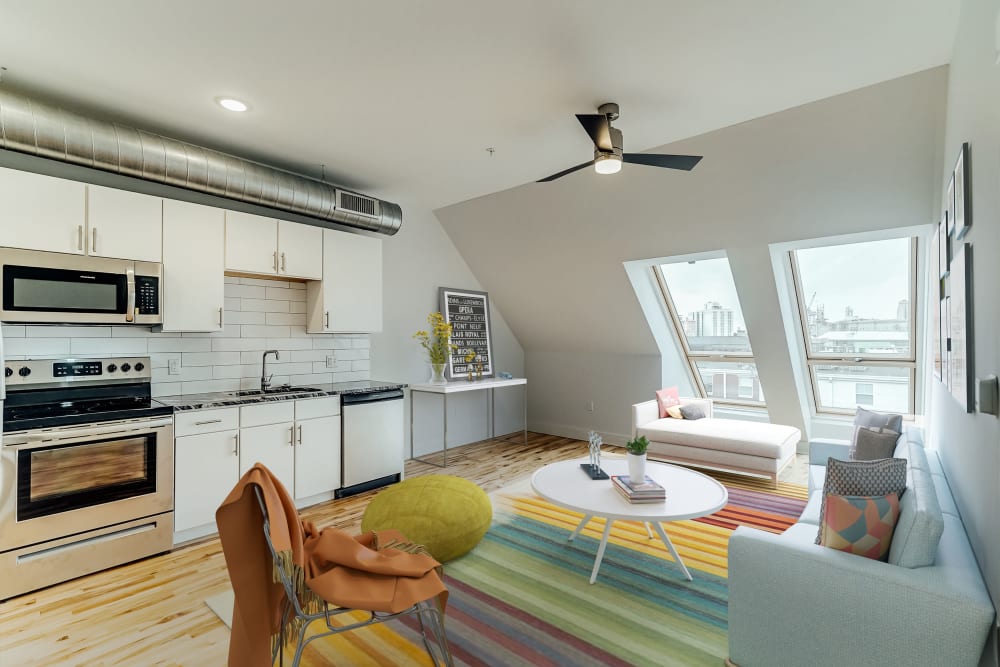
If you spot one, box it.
[428,363,447,384]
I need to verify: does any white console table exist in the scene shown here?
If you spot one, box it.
[409,377,527,467]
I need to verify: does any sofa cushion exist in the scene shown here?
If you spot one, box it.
[855,406,903,433]
[664,404,684,419]
[888,462,944,568]
[655,386,681,418]
[851,426,899,461]
[637,418,800,460]
[679,404,705,420]
[819,493,900,561]
[815,457,907,544]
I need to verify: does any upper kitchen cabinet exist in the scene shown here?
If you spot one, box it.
[86,184,162,262]
[225,212,322,279]
[306,229,382,333]
[162,200,225,332]
[0,166,87,255]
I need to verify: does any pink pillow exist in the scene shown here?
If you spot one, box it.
[655,387,681,418]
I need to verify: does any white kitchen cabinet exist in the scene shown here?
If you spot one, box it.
[162,200,225,332]
[294,416,341,500]
[86,184,162,262]
[306,229,383,333]
[225,210,278,274]
[174,429,240,533]
[0,166,87,255]
[239,422,296,492]
[225,211,322,279]
[277,220,322,279]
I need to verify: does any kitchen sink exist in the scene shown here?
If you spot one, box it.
[229,386,324,397]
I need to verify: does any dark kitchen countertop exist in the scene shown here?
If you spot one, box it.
[157,380,407,411]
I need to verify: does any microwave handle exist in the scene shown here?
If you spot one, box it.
[125,267,135,322]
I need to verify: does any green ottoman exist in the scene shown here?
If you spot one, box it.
[361,475,492,563]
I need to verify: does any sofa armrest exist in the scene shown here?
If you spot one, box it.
[728,527,994,667]
[679,397,713,418]
[808,437,851,466]
[631,400,659,437]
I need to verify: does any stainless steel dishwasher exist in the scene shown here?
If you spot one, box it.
[337,388,405,498]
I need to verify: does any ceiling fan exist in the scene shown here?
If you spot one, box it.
[537,102,702,182]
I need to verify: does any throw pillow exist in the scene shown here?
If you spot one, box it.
[665,405,684,419]
[851,426,900,461]
[815,457,906,545]
[854,406,903,434]
[819,493,900,561]
[679,404,705,420]
[655,387,681,418]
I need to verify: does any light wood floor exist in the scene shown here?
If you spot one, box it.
[0,433,808,666]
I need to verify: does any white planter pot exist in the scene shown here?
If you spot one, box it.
[627,452,647,481]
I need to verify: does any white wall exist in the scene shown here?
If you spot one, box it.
[927,0,1000,658]
[369,203,525,455]
[6,277,369,396]
[436,68,947,440]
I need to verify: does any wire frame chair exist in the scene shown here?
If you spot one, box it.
[251,486,454,667]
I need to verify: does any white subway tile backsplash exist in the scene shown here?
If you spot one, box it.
[11,276,369,395]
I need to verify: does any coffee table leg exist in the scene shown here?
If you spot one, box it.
[589,519,614,584]
[652,522,693,581]
[568,514,593,542]
[644,522,654,539]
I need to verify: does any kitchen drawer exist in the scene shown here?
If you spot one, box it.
[241,401,295,428]
[174,408,240,437]
[295,396,341,420]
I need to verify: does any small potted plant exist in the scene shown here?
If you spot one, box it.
[413,312,457,384]
[624,435,649,481]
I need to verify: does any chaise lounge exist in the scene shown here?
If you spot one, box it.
[631,397,800,486]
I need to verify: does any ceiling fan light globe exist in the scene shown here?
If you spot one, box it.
[594,154,622,175]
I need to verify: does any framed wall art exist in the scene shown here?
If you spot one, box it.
[439,287,494,380]
[953,142,972,240]
[948,243,974,412]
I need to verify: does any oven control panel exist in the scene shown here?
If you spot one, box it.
[4,357,153,388]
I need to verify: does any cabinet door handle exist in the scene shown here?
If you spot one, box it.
[324,311,330,329]
[218,307,224,328]
[92,227,97,253]
[297,424,303,445]
[194,418,223,426]
[289,426,295,446]
[234,432,240,456]
[77,225,84,251]
[281,252,286,272]
[273,250,278,271]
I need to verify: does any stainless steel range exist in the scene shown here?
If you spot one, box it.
[0,356,174,600]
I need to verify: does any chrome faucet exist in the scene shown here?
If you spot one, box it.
[261,350,280,391]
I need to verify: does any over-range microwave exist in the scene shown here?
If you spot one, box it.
[0,248,161,325]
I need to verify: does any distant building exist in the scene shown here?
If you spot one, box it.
[689,301,734,337]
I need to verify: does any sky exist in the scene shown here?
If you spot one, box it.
[660,237,911,329]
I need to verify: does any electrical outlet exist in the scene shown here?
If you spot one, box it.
[586,400,595,413]
[326,355,335,368]
[168,358,181,375]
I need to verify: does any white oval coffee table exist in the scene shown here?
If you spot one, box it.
[531,457,728,584]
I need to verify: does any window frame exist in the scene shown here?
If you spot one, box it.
[789,237,918,416]
[652,261,765,408]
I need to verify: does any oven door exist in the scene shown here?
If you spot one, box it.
[0,416,174,552]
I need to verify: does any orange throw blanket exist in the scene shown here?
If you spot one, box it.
[217,464,448,667]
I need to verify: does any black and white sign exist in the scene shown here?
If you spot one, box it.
[439,287,494,380]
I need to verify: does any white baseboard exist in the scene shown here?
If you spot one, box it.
[529,421,630,447]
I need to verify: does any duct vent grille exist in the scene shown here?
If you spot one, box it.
[337,190,380,218]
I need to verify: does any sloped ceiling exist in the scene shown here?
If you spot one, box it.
[0,1,957,211]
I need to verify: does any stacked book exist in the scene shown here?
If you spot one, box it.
[611,474,666,504]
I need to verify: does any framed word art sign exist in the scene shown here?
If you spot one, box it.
[439,287,494,380]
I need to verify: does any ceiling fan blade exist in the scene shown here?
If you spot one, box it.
[575,114,613,151]
[623,153,703,171]
[536,160,594,182]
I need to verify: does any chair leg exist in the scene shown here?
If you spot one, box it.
[291,617,311,667]
[425,603,454,667]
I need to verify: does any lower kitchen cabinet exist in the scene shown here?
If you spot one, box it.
[174,429,240,534]
[238,421,296,492]
[294,415,342,500]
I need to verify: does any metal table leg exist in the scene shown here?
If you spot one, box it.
[652,521,693,581]
[523,383,528,444]
[410,390,448,468]
[568,514,593,542]
[589,518,614,584]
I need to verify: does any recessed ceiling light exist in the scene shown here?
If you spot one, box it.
[216,97,249,112]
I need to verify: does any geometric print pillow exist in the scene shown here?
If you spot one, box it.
[819,493,901,561]
[815,457,907,544]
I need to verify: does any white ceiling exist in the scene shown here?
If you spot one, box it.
[0,0,957,211]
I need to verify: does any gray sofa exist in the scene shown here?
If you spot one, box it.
[727,428,995,667]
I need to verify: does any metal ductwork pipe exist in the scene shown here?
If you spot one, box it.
[0,89,402,235]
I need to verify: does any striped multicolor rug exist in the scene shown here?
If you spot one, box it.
[290,471,807,666]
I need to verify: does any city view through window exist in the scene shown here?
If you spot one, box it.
[658,257,764,405]
[793,237,915,413]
